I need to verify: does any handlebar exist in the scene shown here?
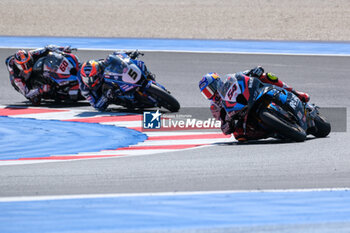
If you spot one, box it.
[125,50,144,59]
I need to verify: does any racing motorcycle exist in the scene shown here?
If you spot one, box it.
[30,50,84,102]
[101,51,180,112]
[219,72,331,142]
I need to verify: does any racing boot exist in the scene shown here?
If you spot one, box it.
[292,90,310,103]
[259,73,310,102]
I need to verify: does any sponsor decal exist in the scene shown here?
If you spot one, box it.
[289,95,300,109]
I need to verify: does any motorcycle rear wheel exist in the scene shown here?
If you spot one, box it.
[147,84,180,112]
[259,109,307,142]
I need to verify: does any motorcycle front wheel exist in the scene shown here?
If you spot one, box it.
[146,84,180,112]
[312,115,331,138]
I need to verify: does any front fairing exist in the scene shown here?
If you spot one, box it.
[103,54,146,93]
[102,54,170,109]
[218,73,256,114]
[42,52,79,85]
[252,83,308,130]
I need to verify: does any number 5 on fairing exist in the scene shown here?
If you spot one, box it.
[122,64,141,84]
[128,68,138,80]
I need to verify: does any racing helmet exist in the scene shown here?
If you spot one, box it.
[14,49,34,76]
[80,60,103,89]
[199,72,221,100]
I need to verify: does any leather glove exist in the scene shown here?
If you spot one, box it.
[248,66,264,78]
[63,46,72,53]
[126,50,144,59]
[63,46,76,53]
[46,44,60,51]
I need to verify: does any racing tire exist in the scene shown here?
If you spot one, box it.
[312,115,331,138]
[147,84,180,112]
[259,109,307,142]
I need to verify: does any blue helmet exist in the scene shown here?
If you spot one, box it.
[199,72,221,100]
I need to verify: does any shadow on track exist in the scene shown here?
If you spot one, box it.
[4,101,91,109]
[215,137,317,146]
[4,102,172,113]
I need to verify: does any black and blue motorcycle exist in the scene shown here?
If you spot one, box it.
[219,72,331,142]
[31,50,83,102]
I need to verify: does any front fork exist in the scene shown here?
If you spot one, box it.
[144,80,168,92]
[303,103,320,129]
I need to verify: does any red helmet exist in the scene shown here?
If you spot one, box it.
[14,49,34,75]
[80,60,103,89]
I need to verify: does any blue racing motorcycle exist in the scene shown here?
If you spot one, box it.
[101,51,180,112]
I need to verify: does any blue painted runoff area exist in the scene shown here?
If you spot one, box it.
[0,190,350,232]
[1,36,350,55]
[0,116,147,159]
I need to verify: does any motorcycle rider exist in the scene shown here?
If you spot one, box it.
[77,50,155,111]
[5,45,73,105]
[199,66,310,141]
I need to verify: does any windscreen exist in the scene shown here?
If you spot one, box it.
[44,52,64,72]
[218,74,237,99]
[104,55,128,75]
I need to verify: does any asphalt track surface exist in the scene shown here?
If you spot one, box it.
[0,48,349,197]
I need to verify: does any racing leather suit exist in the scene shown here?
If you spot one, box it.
[210,66,310,141]
[77,52,151,111]
[5,45,72,104]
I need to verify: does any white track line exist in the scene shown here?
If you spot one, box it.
[1,188,349,202]
[130,138,233,146]
[2,46,349,57]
